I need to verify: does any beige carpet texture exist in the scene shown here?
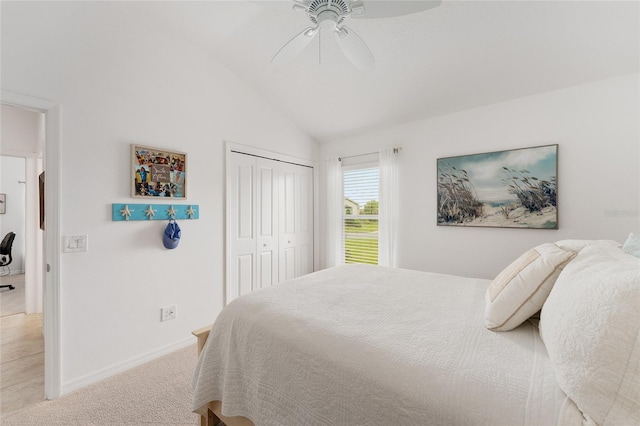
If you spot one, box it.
[2,344,200,425]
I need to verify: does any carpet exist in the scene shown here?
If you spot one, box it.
[0,274,25,317]
[2,344,200,425]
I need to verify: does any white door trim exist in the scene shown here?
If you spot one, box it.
[226,141,316,169]
[1,90,61,399]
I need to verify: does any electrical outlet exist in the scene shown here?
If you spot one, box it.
[161,305,177,322]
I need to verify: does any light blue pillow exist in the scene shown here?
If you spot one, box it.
[622,233,640,258]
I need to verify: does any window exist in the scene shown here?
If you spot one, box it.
[343,166,379,264]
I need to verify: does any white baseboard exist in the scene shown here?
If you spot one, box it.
[61,336,195,395]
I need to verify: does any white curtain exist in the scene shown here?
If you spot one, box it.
[325,157,344,267]
[378,148,398,267]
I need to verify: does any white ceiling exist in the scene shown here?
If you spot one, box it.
[121,0,639,143]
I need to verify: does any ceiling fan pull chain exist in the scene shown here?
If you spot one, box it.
[319,27,322,65]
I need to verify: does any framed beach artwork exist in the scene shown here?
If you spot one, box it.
[437,144,558,229]
[132,145,187,198]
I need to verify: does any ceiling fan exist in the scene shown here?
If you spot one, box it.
[270,0,442,71]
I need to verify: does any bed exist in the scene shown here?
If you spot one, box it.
[192,240,640,426]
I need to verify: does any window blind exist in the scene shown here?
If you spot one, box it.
[343,166,379,265]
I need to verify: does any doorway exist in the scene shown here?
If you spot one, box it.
[0,106,45,417]
[0,90,61,404]
[0,112,44,315]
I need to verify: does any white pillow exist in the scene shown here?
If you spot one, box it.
[622,233,640,258]
[539,245,640,425]
[485,243,574,331]
[554,239,621,253]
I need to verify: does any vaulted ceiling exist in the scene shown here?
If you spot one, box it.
[122,1,639,142]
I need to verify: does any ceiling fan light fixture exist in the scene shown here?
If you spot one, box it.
[317,10,339,30]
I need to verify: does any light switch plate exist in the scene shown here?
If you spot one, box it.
[63,235,88,253]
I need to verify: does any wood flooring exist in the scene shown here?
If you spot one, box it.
[1,280,44,418]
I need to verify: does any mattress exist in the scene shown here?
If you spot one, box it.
[192,264,575,426]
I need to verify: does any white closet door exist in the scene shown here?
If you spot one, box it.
[227,152,257,303]
[227,148,314,303]
[278,164,297,282]
[256,158,279,289]
[278,162,314,282]
[296,165,314,276]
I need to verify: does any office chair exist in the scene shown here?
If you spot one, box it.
[0,232,16,289]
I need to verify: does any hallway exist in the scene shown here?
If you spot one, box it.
[0,274,44,418]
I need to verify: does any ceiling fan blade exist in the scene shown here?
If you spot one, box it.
[271,27,318,66]
[350,0,442,19]
[334,25,374,71]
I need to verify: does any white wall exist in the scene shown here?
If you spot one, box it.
[1,104,42,155]
[320,74,640,278]
[0,156,26,274]
[1,2,318,392]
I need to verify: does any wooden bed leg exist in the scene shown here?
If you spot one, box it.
[195,326,213,426]
[192,325,211,356]
[193,326,223,426]
[201,408,223,426]
[198,409,215,426]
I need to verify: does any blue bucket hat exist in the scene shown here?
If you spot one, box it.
[163,220,181,249]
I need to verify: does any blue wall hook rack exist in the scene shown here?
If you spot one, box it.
[112,204,199,221]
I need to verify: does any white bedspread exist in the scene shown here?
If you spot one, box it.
[192,265,574,426]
